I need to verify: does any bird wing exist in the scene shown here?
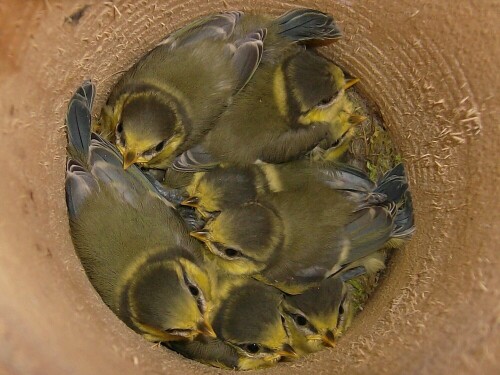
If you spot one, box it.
[158,11,244,49]
[170,143,220,172]
[157,12,265,94]
[65,83,176,218]
[315,162,376,192]
[260,204,395,294]
[275,8,342,43]
[66,82,93,154]
[230,28,266,92]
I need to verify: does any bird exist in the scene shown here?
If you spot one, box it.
[281,267,374,355]
[208,278,298,370]
[65,81,216,343]
[181,159,400,219]
[172,48,361,172]
[189,163,414,294]
[167,337,242,370]
[97,9,342,170]
[168,276,300,370]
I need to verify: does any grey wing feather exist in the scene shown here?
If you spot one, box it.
[276,8,342,42]
[66,90,93,154]
[230,28,266,91]
[317,163,376,192]
[375,163,408,203]
[392,191,415,239]
[339,207,394,266]
[158,11,243,49]
[339,266,367,281]
[65,160,99,218]
[171,144,220,172]
[75,80,95,108]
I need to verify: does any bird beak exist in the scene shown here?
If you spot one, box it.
[200,210,220,220]
[190,230,210,242]
[181,196,200,208]
[344,77,360,90]
[132,319,191,343]
[277,343,299,359]
[348,114,367,125]
[196,319,217,338]
[321,330,336,348]
[123,150,138,170]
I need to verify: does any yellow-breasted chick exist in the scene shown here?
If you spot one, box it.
[281,271,366,355]
[172,49,360,171]
[98,9,342,170]
[182,160,404,219]
[190,164,414,294]
[210,278,297,369]
[169,276,298,370]
[66,82,215,343]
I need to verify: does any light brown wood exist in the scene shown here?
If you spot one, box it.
[0,1,498,374]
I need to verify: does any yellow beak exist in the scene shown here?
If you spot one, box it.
[190,230,210,243]
[344,77,360,90]
[277,343,299,359]
[181,196,200,208]
[197,319,217,338]
[348,114,367,125]
[322,330,336,348]
[123,150,139,170]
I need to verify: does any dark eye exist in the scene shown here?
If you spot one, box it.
[116,121,123,133]
[339,304,345,315]
[188,285,199,296]
[319,95,334,106]
[294,314,308,326]
[155,140,165,153]
[224,248,239,257]
[245,343,261,354]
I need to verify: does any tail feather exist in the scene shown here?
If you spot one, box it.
[66,81,95,154]
[276,8,342,43]
[375,163,408,203]
[392,191,415,240]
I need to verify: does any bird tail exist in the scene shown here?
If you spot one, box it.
[275,8,342,43]
[374,163,408,203]
[386,191,415,247]
[375,164,415,246]
[66,80,95,155]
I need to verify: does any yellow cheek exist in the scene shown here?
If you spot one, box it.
[238,357,277,371]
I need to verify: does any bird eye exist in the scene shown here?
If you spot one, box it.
[182,270,206,313]
[188,285,199,296]
[319,95,334,106]
[317,91,339,108]
[116,121,123,133]
[244,343,261,354]
[338,304,345,315]
[294,314,308,326]
[155,140,165,153]
[224,248,240,257]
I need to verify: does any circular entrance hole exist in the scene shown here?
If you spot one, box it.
[0,1,498,374]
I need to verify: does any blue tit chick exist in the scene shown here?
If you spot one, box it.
[281,271,367,355]
[190,164,414,294]
[209,278,297,370]
[173,49,360,171]
[182,160,409,222]
[66,82,215,343]
[99,9,342,170]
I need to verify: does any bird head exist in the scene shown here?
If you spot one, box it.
[189,202,282,276]
[281,277,349,354]
[127,255,216,342]
[277,50,360,133]
[214,281,298,370]
[102,91,186,169]
[183,167,260,216]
